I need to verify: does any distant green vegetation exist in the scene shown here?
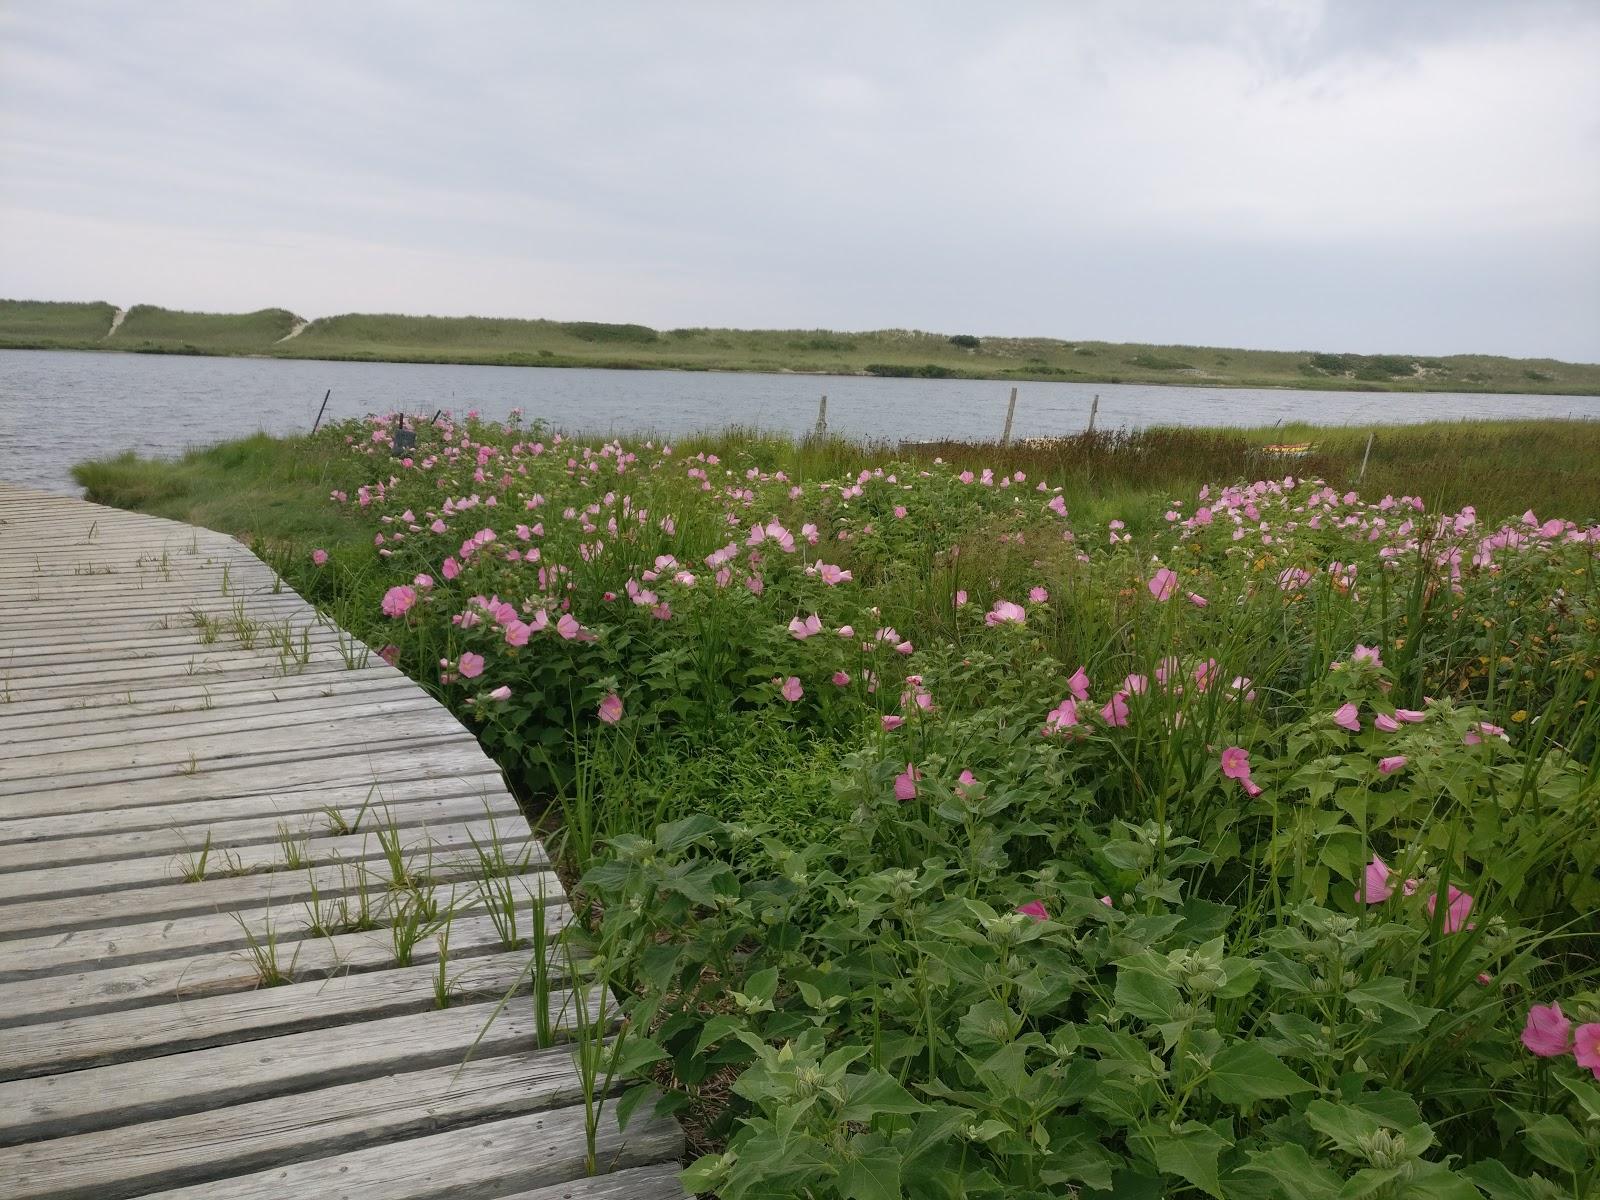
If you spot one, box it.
[0,299,118,347]
[113,305,300,354]
[5,297,1598,395]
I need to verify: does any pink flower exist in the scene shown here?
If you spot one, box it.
[1520,1003,1573,1058]
[832,671,851,687]
[954,590,968,607]
[1576,1024,1600,1080]
[1147,568,1178,601]
[1016,900,1049,922]
[1029,586,1049,603]
[442,556,461,580]
[985,600,1027,626]
[955,769,978,796]
[780,676,803,703]
[377,644,400,667]
[1332,702,1361,732]
[1042,698,1079,734]
[597,693,623,724]
[1122,673,1148,695]
[1186,592,1208,607]
[1219,747,1252,781]
[1099,895,1114,907]
[311,549,329,566]
[381,585,418,617]
[894,505,908,519]
[556,613,591,641]
[881,714,904,731]
[1066,666,1090,701]
[1100,692,1130,727]
[1463,721,1506,746]
[1374,713,1399,733]
[486,685,512,702]
[893,763,921,801]
[1356,855,1395,904]
[1394,708,1426,723]
[788,613,823,640]
[1378,755,1408,774]
[503,620,531,647]
[457,652,485,679]
[1427,885,1475,934]
[1351,644,1383,668]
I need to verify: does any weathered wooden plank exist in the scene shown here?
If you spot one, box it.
[0,868,560,979]
[0,1043,663,1200]
[0,731,475,801]
[0,790,519,870]
[0,743,496,822]
[0,948,542,1079]
[0,842,550,942]
[0,986,599,1145]
[0,772,509,849]
[132,1103,683,1200]
[499,1164,689,1200]
[0,814,533,904]
[0,710,464,784]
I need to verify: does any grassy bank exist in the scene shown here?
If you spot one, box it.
[10,296,1600,394]
[75,413,1600,1196]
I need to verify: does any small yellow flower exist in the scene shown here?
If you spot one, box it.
[1511,710,1528,723]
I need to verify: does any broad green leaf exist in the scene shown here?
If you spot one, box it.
[841,1070,930,1123]
[1207,1040,1316,1106]
[836,1134,902,1200]
[1555,1071,1600,1125]
[1460,1158,1548,1200]
[1238,1143,1342,1200]
[1146,1121,1229,1199]
[1115,967,1181,1024]
[1305,1100,1385,1155]
[1521,1112,1588,1175]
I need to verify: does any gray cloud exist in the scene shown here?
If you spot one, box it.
[2,0,1596,358]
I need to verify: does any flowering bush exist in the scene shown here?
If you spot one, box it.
[289,412,1599,1195]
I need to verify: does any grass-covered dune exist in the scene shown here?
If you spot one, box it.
[0,299,119,347]
[76,414,1600,1195]
[8,296,1600,394]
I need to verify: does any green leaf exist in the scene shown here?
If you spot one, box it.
[1238,1143,1341,1200]
[836,1134,902,1200]
[1115,967,1181,1024]
[1521,1112,1589,1175]
[1207,1040,1316,1106]
[1555,1072,1600,1125]
[841,1070,930,1123]
[1460,1159,1548,1200]
[1305,1099,1384,1155]
[1146,1121,1229,1199]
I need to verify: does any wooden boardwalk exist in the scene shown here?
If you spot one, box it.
[0,484,687,1199]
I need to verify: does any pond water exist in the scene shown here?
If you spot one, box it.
[1,348,1595,494]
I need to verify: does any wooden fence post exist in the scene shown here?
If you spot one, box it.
[815,394,828,437]
[1357,431,1375,482]
[1087,393,1099,434]
[1001,387,1018,446]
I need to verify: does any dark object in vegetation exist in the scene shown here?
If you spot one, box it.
[560,321,659,345]
[865,363,958,379]
[949,334,981,349]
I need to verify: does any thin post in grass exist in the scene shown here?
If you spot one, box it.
[311,388,332,433]
[814,394,827,437]
[1087,393,1099,433]
[1357,430,1375,482]
[1001,386,1018,446]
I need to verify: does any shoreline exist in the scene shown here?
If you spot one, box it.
[4,341,1600,398]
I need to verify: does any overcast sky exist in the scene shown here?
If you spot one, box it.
[2,1,1597,360]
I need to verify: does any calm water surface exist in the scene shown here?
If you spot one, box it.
[2,349,1596,494]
